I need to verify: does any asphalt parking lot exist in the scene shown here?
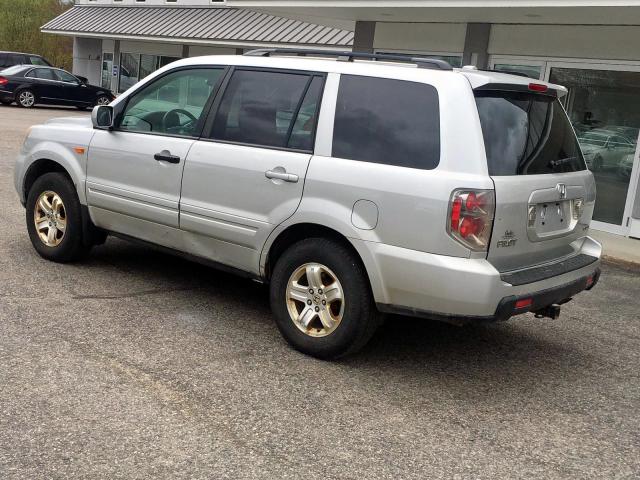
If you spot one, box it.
[1,106,639,479]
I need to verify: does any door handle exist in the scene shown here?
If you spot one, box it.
[265,169,299,183]
[154,151,181,164]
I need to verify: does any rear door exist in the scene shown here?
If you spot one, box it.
[24,68,60,103]
[180,68,324,259]
[475,89,597,272]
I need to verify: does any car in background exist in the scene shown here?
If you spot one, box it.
[0,51,52,69]
[618,154,635,179]
[0,65,114,109]
[578,129,636,171]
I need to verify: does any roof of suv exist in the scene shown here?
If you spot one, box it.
[167,53,568,96]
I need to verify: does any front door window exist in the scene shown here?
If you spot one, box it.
[119,67,225,137]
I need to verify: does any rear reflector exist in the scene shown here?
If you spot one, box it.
[515,298,533,310]
[586,275,595,287]
[528,83,548,93]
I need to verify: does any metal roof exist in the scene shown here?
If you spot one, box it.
[41,6,354,48]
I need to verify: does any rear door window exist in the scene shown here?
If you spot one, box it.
[28,68,57,80]
[210,69,322,151]
[332,75,440,170]
[29,56,49,66]
[475,91,586,175]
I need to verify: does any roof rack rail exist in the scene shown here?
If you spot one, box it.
[244,48,453,71]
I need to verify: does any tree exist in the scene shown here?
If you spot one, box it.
[0,0,73,69]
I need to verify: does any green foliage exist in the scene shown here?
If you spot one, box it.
[0,0,72,69]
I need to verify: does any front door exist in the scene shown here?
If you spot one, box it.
[180,68,324,264]
[86,66,226,236]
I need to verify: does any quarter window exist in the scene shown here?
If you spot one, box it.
[119,68,224,137]
[332,75,441,170]
[55,70,78,83]
[210,70,322,150]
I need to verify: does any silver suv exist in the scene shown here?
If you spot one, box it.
[14,50,601,359]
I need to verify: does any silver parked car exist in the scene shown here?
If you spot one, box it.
[14,50,601,359]
[578,129,636,171]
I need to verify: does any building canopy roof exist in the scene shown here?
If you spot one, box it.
[41,6,354,49]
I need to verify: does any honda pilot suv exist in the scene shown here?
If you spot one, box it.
[14,50,601,359]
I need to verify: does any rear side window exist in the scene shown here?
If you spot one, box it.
[0,53,7,67]
[332,75,440,170]
[210,69,323,151]
[475,91,586,175]
[29,56,49,66]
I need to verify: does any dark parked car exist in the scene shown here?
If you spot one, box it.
[0,51,52,68]
[0,65,114,109]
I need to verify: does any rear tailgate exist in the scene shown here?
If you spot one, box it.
[474,87,597,272]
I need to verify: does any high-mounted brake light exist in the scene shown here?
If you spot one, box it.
[447,189,495,251]
[0,76,8,86]
[528,83,548,93]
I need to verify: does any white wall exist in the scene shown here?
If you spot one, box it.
[373,22,466,54]
[72,37,102,85]
[189,45,237,57]
[489,25,640,61]
[119,40,183,56]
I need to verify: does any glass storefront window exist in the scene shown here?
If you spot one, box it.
[493,63,542,80]
[549,67,640,226]
[101,52,113,90]
[139,54,157,81]
[119,53,140,93]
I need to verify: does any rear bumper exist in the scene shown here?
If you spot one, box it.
[364,236,601,322]
[0,89,13,101]
[379,268,599,323]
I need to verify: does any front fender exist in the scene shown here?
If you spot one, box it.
[15,123,95,205]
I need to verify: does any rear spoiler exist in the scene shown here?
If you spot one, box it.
[473,82,567,98]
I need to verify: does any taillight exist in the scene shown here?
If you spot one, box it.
[0,76,8,86]
[447,189,495,251]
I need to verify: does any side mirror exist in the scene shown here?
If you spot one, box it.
[92,105,114,130]
[77,75,88,84]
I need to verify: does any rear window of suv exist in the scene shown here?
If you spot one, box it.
[475,91,586,175]
[333,75,440,170]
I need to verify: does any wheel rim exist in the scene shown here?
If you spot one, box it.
[97,96,110,106]
[19,91,34,107]
[34,191,67,247]
[285,263,345,338]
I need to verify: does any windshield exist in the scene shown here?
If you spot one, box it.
[475,91,587,175]
[0,65,29,76]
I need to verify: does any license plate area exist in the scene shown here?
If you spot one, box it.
[529,200,572,235]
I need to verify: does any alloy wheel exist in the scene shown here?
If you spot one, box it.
[96,96,110,106]
[285,263,345,337]
[34,191,67,247]
[19,91,35,107]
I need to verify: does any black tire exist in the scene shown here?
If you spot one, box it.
[26,172,90,263]
[270,238,381,359]
[16,89,36,108]
[95,95,111,107]
[0,99,11,105]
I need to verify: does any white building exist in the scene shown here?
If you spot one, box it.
[44,0,640,239]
